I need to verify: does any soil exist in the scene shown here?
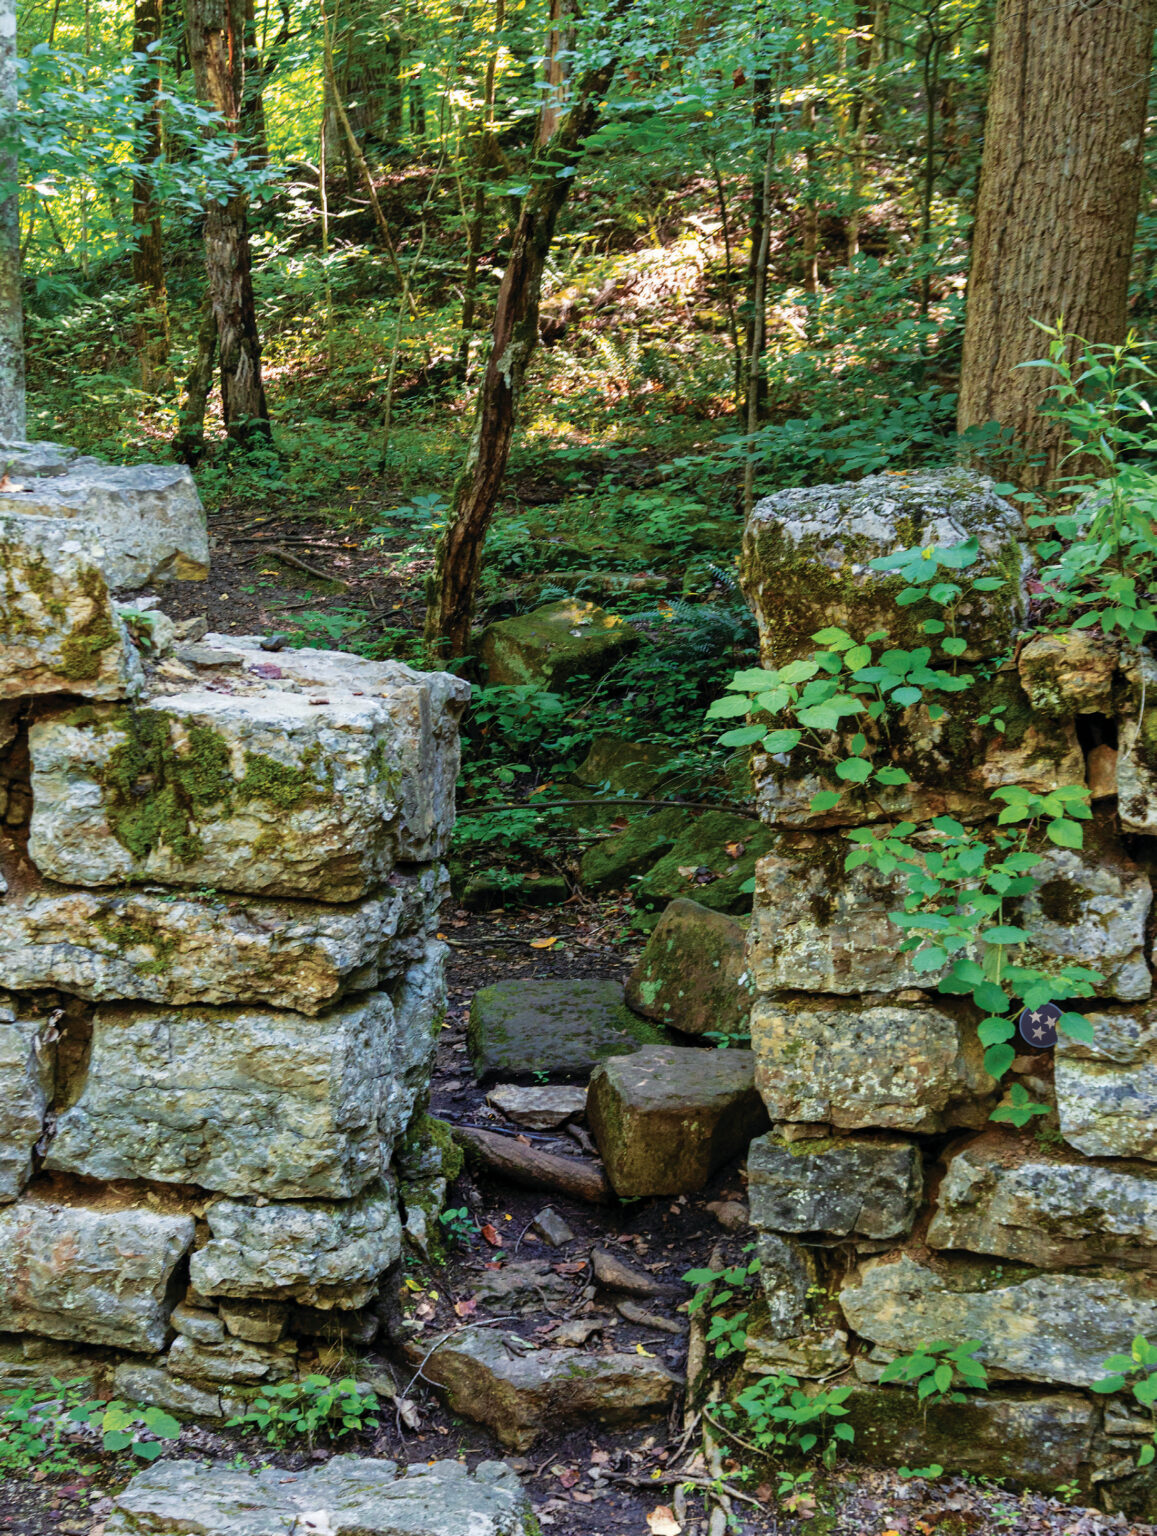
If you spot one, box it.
[3,503,1155,1536]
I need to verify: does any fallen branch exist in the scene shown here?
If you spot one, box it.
[607,1472,762,1509]
[453,1124,611,1203]
[461,796,753,816]
[269,546,350,590]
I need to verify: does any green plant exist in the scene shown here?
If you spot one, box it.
[225,1374,380,1448]
[0,1377,94,1476]
[879,1340,988,1403]
[438,1206,477,1245]
[1092,1335,1157,1468]
[684,1254,761,1360]
[69,1398,182,1461]
[898,1463,943,1479]
[721,1372,855,1467]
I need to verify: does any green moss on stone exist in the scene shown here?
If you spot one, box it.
[93,912,177,976]
[59,568,120,680]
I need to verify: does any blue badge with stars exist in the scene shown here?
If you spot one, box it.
[1018,1002,1060,1049]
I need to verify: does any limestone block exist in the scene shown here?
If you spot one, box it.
[106,1455,533,1536]
[842,1385,1096,1490]
[166,1333,296,1385]
[753,677,1084,831]
[1056,1004,1157,1161]
[741,468,1029,668]
[477,599,640,689]
[467,978,660,1082]
[46,954,442,1199]
[26,651,468,897]
[416,1326,681,1451]
[0,513,144,701]
[927,1132,1157,1267]
[112,1362,238,1422]
[218,1299,288,1343]
[587,1045,769,1198]
[625,899,753,1039]
[0,1187,194,1351]
[839,1253,1157,1389]
[751,996,994,1133]
[0,865,446,1013]
[0,462,209,589]
[743,1320,850,1379]
[0,437,95,478]
[1017,631,1118,716]
[188,1182,402,1308]
[0,995,54,1202]
[756,1233,816,1339]
[747,1133,922,1241]
[749,827,1151,1001]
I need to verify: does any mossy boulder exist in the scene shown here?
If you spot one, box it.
[633,811,774,919]
[571,734,678,796]
[467,978,665,1083]
[740,468,1029,667]
[579,806,696,892]
[587,1043,769,1197]
[625,898,752,1039]
[477,599,640,689]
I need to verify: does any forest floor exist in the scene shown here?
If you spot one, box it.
[3,499,1155,1536]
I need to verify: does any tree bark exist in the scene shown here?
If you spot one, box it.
[424,43,622,660]
[175,295,218,464]
[452,1125,611,1203]
[0,0,25,440]
[186,0,271,447]
[957,0,1156,483]
[132,0,171,389]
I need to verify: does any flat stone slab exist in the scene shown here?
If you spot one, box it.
[751,996,994,1133]
[417,1325,681,1451]
[188,1182,402,1309]
[0,460,209,590]
[106,1454,533,1536]
[1056,1004,1157,1161]
[626,898,753,1039]
[587,1044,769,1198]
[467,978,661,1083]
[927,1131,1157,1267]
[0,512,143,700]
[0,1187,194,1351]
[46,943,442,1199]
[0,995,54,1203]
[747,1133,922,1241]
[0,863,445,1013]
[486,1084,588,1128]
[27,645,469,899]
[840,1253,1157,1389]
[477,598,640,689]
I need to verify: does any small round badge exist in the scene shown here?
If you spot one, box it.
[1018,1002,1060,1049]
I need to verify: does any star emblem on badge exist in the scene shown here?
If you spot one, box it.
[1018,1001,1060,1050]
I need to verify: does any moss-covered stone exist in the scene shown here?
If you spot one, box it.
[467,978,666,1083]
[625,897,752,1038]
[580,806,697,893]
[633,811,774,916]
[477,599,640,688]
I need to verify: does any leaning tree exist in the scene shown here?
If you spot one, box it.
[957,0,1157,482]
[0,0,24,440]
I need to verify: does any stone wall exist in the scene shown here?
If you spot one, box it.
[739,470,1157,1516]
[0,457,468,1415]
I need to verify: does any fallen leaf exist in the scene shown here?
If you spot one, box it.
[557,1469,580,1489]
[589,1448,611,1465]
[453,1297,477,1319]
[397,1398,422,1429]
[480,1223,503,1247]
[676,865,698,880]
[724,840,746,858]
[570,1491,594,1504]
[530,936,560,949]
[646,1506,681,1536]
[553,1260,587,1275]
[635,1342,656,1357]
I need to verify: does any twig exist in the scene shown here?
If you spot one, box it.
[461,797,753,815]
[607,1472,762,1509]
[268,546,351,590]
[396,1314,520,1433]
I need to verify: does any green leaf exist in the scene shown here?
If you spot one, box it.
[972,577,1005,591]
[809,791,843,813]
[102,1430,134,1451]
[782,659,820,684]
[1046,818,1084,849]
[890,686,923,706]
[977,1016,1015,1045]
[811,627,854,648]
[135,1441,163,1461]
[982,925,1031,945]
[1057,1011,1095,1043]
[972,981,1010,1013]
[707,695,751,719]
[844,644,872,671]
[941,637,967,657]
[718,725,766,747]
[933,1363,953,1394]
[761,728,803,753]
[835,757,872,783]
[875,765,912,785]
[983,1042,1016,1079]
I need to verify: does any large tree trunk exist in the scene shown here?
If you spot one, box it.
[424,49,621,660]
[957,0,1156,483]
[186,0,271,447]
[132,0,170,389]
[0,0,25,440]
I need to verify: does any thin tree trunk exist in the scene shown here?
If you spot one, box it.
[847,0,886,263]
[132,0,171,389]
[175,296,218,463]
[744,123,777,520]
[0,0,24,440]
[459,0,504,377]
[957,0,1156,483]
[186,0,271,447]
[742,44,772,417]
[536,0,575,146]
[424,45,623,660]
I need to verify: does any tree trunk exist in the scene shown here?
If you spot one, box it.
[175,295,218,464]
[424,47,622,660]
[957,0,1156,483]
[459,0,505,377]
[186,0,271,447]
[132,0,171,389]
[0,0,25,440]
[536,0,575,146]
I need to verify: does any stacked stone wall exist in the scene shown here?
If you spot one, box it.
[0,449,467,1416]
[740,470,1157,1516]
